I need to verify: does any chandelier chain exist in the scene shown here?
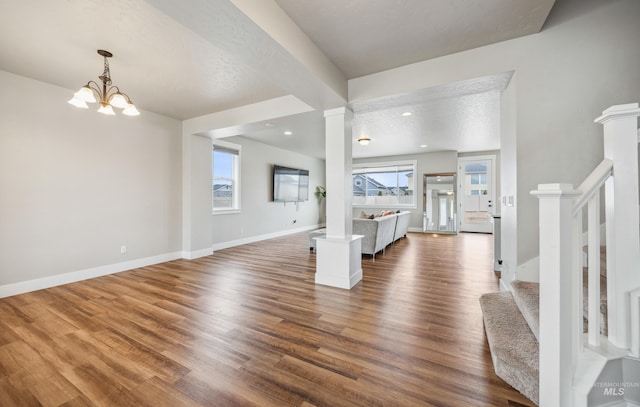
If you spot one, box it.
[101,55,112,86]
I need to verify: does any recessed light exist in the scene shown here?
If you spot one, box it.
[419,144,428,148]
[402,112,412,117]
[284,131,292,135]
[265,123,274,127]
[357,136,371,146]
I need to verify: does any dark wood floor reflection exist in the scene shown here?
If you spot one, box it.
[0,232,535,406]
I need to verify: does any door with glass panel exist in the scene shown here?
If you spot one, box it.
[458,156,495,233]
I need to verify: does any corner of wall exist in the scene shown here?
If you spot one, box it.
[515,256,540,283]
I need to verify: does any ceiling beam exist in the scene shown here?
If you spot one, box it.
[146,0,347,113]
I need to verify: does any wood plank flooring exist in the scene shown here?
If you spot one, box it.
[0,232,535,406]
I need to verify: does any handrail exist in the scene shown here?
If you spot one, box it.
[572,158,613,215]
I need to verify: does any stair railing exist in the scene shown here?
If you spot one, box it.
[572,158,613,348]
[531,103,640,407]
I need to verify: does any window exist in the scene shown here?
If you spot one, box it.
[212,143,240,212]
[352,161,416,208]
[464,164,488,196]
[470,173,487,185]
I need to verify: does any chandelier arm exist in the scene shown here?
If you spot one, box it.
[117,91,134,103]
[105,85,121,101]
[85,81,105,102]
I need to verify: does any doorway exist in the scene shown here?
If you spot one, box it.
[423,173,457,233]
[458,155,496,233]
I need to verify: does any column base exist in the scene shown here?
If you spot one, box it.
[315,235,363,289]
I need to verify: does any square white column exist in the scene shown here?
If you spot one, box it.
[316,107,363,289]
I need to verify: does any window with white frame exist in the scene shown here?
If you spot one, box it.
[352,161,416,208]
[464,164,488,197]
[212,144,240,212]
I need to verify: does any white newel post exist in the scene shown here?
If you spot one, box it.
[315,107,363,289]
[531,183,580,407]
[595,103,640,349]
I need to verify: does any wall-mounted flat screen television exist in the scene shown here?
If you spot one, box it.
[273,165,309,202]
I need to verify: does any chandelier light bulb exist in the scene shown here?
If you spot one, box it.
[74,86,97,103]
[122,102,140,116]
[67,97,88,109]
[97,103,115,115]
[109,93,128,108]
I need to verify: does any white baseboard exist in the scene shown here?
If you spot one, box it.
[499,278,511,292]
[408,227,423,233]
[0,251,182,299]
[181,248,214,260]
[315,268,363,290]
[211,224,324,251]
[0,225,326,299]
[516,256,540,282]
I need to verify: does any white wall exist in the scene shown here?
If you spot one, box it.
[349,0,640,270]
[181,133,214,259]
[353,151,458,230]
[500,77,518,288]
[210,136,325,247]
[512,0,640,264]
[0,70,182,288]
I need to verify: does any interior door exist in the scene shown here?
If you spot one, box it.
[458,156,495,233]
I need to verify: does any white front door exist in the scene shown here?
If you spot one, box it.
[458,156,495,233]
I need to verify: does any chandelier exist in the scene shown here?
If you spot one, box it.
[68,50,140,116]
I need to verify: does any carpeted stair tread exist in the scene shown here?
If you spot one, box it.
[480,291,539,405]
[510,274,608,337]
[511,281,540,341]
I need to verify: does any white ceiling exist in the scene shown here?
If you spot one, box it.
[222,72,513,159]
[274,0,555,79]
[0,0,556,159]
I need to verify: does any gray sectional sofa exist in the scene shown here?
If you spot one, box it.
[308,211,410,258]
[353,211,410,259]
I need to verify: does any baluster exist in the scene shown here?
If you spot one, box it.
[587,191,601,346]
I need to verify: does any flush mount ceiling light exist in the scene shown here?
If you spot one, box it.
[284,131,293,135]
[357,136,371,146]
[68,50,140,116]
[401,111,412,117]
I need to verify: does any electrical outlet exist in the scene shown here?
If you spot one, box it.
[120,245,127,254]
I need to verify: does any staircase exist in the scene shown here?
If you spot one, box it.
[480,103,640,407]
[480,277,608,405]
[480,285,540,404]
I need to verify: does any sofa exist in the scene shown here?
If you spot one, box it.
[353,211,411,259]
[393,211,410,241]
[309,211,411,258]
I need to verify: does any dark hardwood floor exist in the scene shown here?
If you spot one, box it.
[0,232,535,406]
